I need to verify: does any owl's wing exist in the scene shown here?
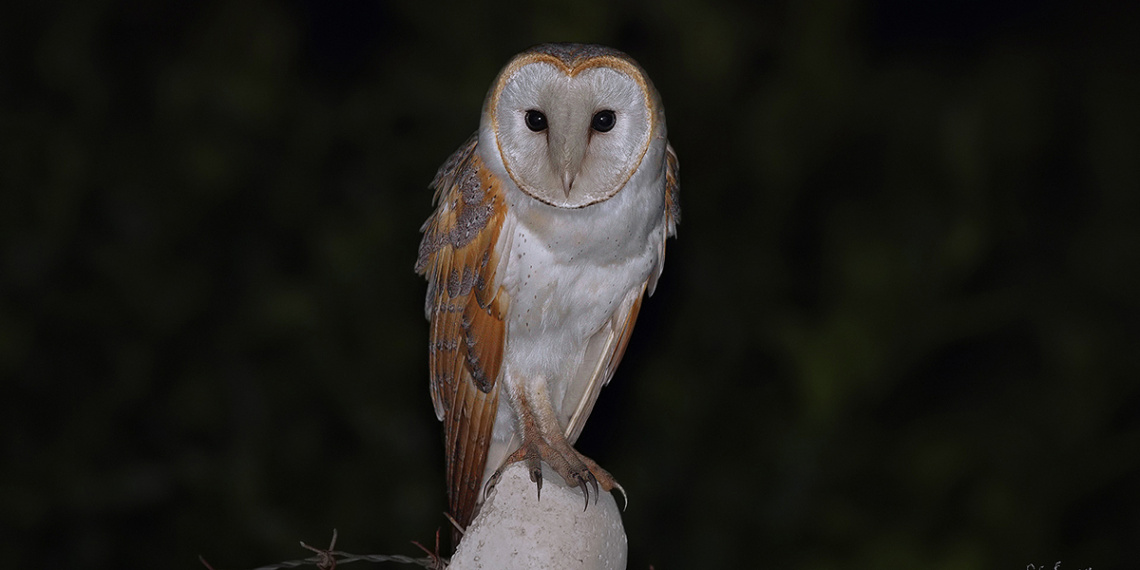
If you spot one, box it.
[564,142,680,443]
[415,133,510,530]
[651,142,681,294]
[664,143,681,232]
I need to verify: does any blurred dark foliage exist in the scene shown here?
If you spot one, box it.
[2,0,1138,568]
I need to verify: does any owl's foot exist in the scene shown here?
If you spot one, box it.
[486,436,625,511]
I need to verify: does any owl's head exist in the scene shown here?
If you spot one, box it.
[481,44,666,209]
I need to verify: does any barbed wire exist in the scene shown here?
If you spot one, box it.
[199,529,447,570]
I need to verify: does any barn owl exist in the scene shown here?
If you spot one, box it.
[415,43,679,538]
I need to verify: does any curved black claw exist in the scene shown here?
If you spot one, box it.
[532,465,544,501]
[575,475,590,511]
[611,481,628,511]
[484,470,501,500]
[571,472,601,511]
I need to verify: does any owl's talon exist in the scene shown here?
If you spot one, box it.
[533,467,543,501]
[496,421,623,513]
[484,470,500,500]
[612,481,628,511]
[575,475,591,510]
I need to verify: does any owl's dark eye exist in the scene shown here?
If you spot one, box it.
[591,110,616,132]
[524,110,548,132]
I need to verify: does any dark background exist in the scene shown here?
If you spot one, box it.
[3,0,1138,568]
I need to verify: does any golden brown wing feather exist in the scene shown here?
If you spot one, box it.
[416,134,510,532]
[664,142,681,236]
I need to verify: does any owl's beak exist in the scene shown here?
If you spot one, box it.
[561,171,576,198]
[549,126,586,199]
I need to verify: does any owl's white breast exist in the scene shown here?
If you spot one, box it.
[481,133,669,412]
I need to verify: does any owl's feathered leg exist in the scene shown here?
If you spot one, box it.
[486,377,623,509]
